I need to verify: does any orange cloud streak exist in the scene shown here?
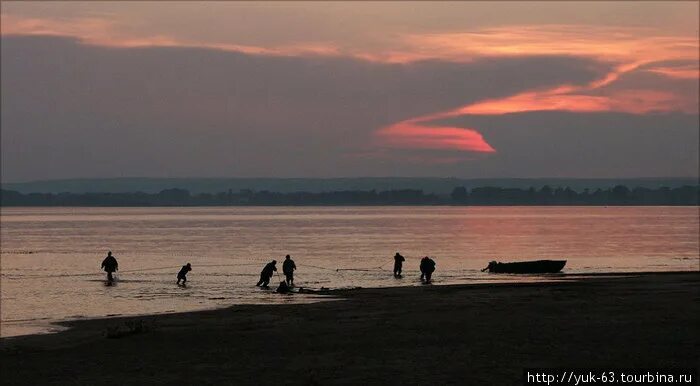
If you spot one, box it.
[374,49,695,155]
[0,14,342,58]
[375,121,495,153]
[400,25,698,64]
[459,89,689,115]
[644,65,700,79]
[3,14,696,158]
[453,57,696,116]
[3,15,697,69]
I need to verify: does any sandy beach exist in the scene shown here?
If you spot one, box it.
[1,272,698,385]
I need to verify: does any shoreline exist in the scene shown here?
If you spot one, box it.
[1,271,698,384]
[1,270,697,340]
[1,270,694,340]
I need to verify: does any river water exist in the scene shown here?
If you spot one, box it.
[1,206,697,337]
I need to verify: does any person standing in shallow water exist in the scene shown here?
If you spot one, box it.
[256,260,277,287]
[177,263,192,285]
[101,251,118,282]
[282,255,296,286]
[426,257,436,282]
[393,252,405,277]
[419,256,436,283]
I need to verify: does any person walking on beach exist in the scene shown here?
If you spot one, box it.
[101,251,119,283]
[282,254,296,286]
[393,252,405,277]
[256,260,277,287]
[177,263,192,285]
[420,256,436,283]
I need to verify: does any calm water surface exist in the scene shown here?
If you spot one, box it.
[1,206,698,337]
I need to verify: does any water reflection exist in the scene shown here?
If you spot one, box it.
[1,206,697,337]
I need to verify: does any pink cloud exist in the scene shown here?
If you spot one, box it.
[3,15,697,66]
[3,14,696,163]
[399,25,698,64]
[373,51,696,158]
[458,89,691,116]
[644,65,699,80]
[375,121,496,153]
[0,14,342,58]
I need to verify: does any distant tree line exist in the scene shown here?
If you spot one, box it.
[0,185,697,206]
[0,188,439,206]
[449,185,699,205]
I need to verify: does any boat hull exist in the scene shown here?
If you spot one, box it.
[487,260,566,274]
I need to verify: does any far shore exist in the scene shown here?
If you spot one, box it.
[1,271,698,385]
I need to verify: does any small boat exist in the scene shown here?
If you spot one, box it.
[482,260,566,274]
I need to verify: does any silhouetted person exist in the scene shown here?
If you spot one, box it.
[481,261,497,272]
[276,280,291,294]
[393,252,405,277]
[419,256,436,283]
[177,263,192,285]
[282,254,296,286]
[101,251,118,283]
[256,260,277,287]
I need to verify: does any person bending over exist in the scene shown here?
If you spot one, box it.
[420,256,436,283]
[256,260,277,287]
[177,263,192,285]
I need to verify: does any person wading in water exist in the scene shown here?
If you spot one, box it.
[419,256,436,283]
[177,263,192,285]
[101,251,119,283]
[393,252,405,277]
[282,254,297,287]
[256,260,277,288]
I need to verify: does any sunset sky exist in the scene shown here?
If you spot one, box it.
[1,1,698,181]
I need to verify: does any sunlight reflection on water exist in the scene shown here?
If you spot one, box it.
[1,206,697,337]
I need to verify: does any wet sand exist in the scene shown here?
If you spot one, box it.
[1,272,698,385]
